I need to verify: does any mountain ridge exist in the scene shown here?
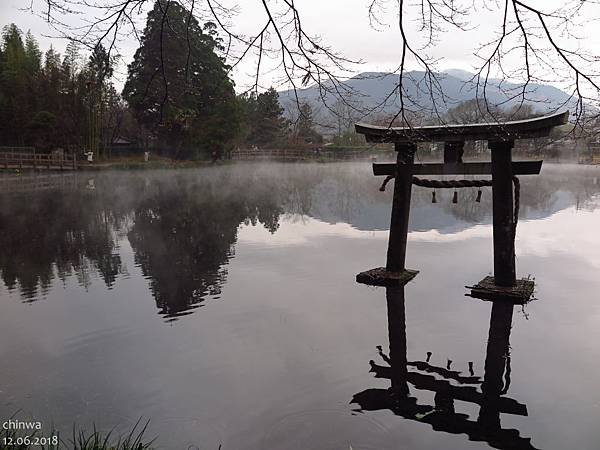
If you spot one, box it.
[278,69,576,130]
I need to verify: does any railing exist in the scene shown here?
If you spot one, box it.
[0,151,77,170]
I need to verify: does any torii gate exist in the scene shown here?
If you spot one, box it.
[354,110,569,301]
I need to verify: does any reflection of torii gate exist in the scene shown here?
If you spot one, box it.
[351,287,538,450]
[354,111,569,300]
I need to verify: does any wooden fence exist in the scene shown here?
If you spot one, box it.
[0,151,77,171]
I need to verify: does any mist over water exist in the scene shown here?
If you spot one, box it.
[1,162,599,449]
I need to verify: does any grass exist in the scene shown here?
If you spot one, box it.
[0,415,156,450]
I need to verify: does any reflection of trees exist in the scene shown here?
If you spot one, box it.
[1,164,599,313]
[412,185,492,224]
[0,180,132,300]
[404,165,600,227]
[127,175,283,320]
[544,166,600,211]
[274,164,385,222]
[0,171,283,318]
[263,164,600,231]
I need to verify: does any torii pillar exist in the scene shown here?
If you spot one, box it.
[356,143,419,286]
[386,144,416,274]
[489,139,516,287]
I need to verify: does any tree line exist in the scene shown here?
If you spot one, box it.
[4,0,579,161]
[0,1,323,160]
[0,24,123,155]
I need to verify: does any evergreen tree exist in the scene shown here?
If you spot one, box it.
[0,24,28,144]
[295,102,322,144]
[62,40,80,80]
[24,31,41,74]
[88,43,113,85]
[0,24,126,152]
[39,46,62,117]
[60,41,87,151]
[85,43,115,158]
[123,0,239,159]
[246,88,287,147]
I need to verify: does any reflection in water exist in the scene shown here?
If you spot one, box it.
[127,176,283,319]
[0,171,285,319]
[1,164,599,319]
[0,182,129,299]
[1,164,600,449]
[351,287,537,450]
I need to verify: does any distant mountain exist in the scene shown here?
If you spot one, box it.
[278,69,576,131]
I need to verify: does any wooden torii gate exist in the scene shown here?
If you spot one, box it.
[354,110,569,301]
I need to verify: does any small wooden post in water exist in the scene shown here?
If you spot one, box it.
[489,140,516,287]
[386,143,416,272]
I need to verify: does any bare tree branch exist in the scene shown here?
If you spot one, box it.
[24,0,600,132]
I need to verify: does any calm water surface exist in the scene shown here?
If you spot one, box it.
[1,163,599,449]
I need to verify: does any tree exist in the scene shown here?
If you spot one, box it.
[123,0,239,159]
[294,103,322,145]
[331,95,365,146]
[60,41,87,152]
[0,24,28,144]
[445,99,501,125]
[246,88,288,148]
[62,41,80,78]
[0,24,128,152]
[23,31,41,75]
[28,110,57,151]
[85,43,115,159]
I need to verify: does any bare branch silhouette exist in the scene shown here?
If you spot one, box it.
[26,0,600,130]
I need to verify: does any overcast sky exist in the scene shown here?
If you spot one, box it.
[2,0,599,99]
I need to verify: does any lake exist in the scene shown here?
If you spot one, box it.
[1,163,599,449]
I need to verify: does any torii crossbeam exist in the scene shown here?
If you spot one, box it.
[354,110,569,301]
